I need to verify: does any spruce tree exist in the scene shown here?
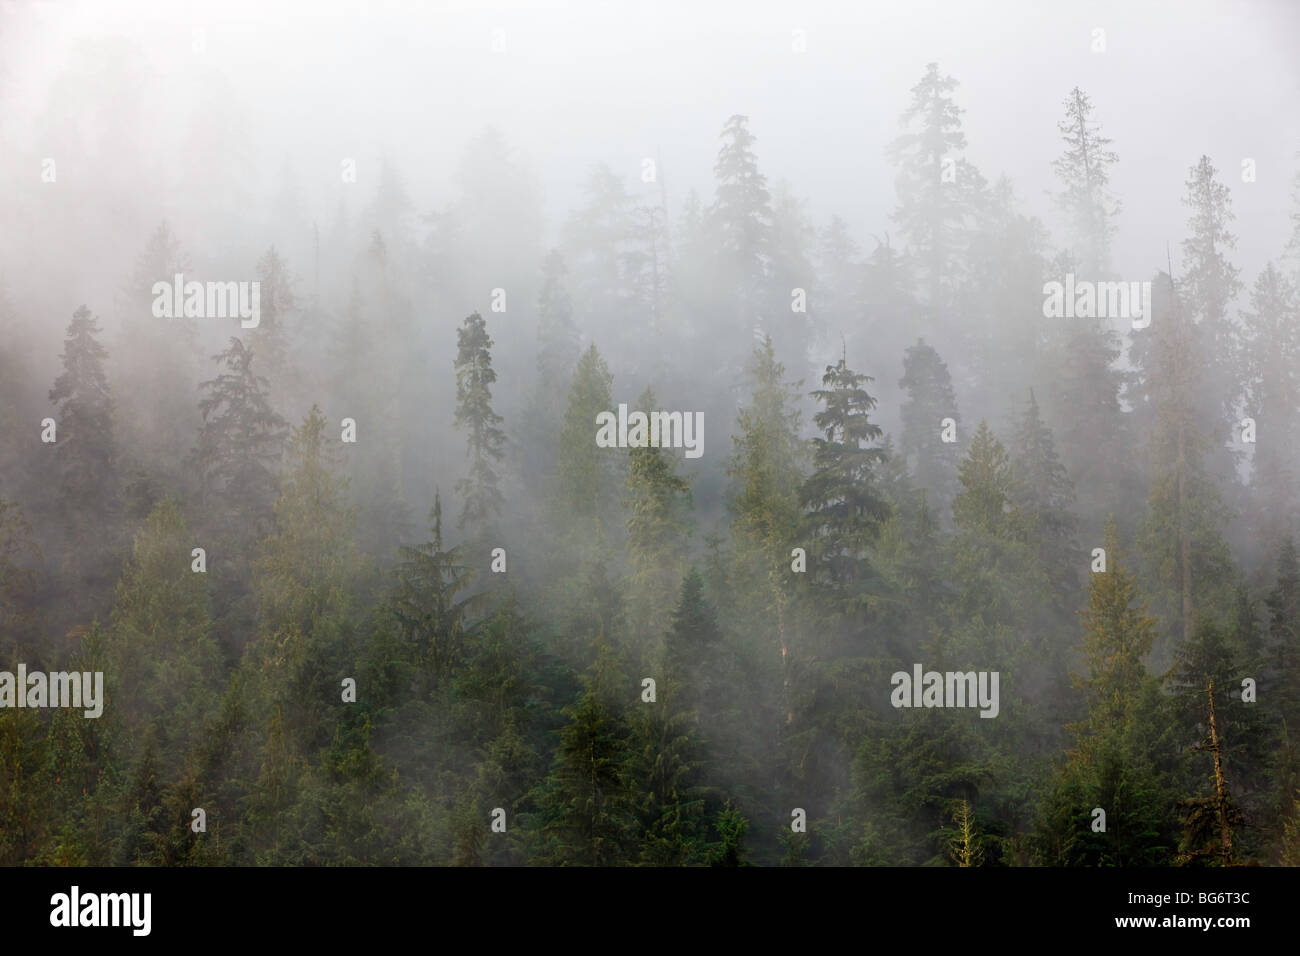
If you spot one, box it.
[799,351,888,597]
[1137,274,1236,655]
[453,311,505,535]
[387,492,474,698]
[1180,156,1244,490]
[888,63,987,317]
[898,338,961,518]
[538,686,635,865]
[48,305,118,620]
[193,337,288,533]
[254,405,362,752]
[1010,390,1079,602]
[1051,87,1120,277]
[1241,264,1300,551]
[555,344,620,551]
[1036,521,1176,866]
[624,387,691,646]
[710,115,773,348]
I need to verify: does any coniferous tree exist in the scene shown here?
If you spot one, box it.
[623,387,691,648]
[1036,520,1176,866]
[1268,538,1300,823]
[888,63,987,321]
[1137,275,1236,655]
[251,247,298,402]
[898,338,961,518]
[107,498,221,767]
[1241,265,1300,552]
[538,684,636,866]
[114,222,201,503]
[1051,87,1120,277]
[711,115,773,345]
[193,337,288,534]
[48,305,118,621]
[254,405,362,752]
[799,351,888,600]
[0,499,39,651]
[387,492,474,699]
[1010,390,1079,603]
[453,311,506,536]
[1181,156,1244,489]
[534,250,581,426]
[555,344,620,552]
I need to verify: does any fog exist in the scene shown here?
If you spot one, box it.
[1,0,1299,867]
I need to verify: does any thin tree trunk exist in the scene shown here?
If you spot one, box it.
[1206,679,1234,866]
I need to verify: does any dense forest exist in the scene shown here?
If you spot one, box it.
[3,10,1300,867]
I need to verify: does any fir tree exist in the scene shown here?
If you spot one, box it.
[1036,520,1176,866]
[800,351,888,596]
[555,344,620,550]
[48,305,118,619]
[539,686,636,866]
[624,387,692,646]
[898,338,961,517]
[453,311,506,534]
[1051,87,1120,277]
[1241,265,1300,550]
[888,63,987,316]
[193,337,288,533]
[387,492,474,698]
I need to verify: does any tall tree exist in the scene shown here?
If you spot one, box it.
[453,312,506,536]
[387,492,474,700]
[1051,88,1120,277]
[711,115,773,338]
[799,351,888,599]
[48,305,118,621]
[1240,264,1300,553]
[623,387,692,648]
[193,337,287,534]
[1036,520,1176,866]
[555,344,620,552]
[254,405,362,752]
[888,63,987,320]
[1010,390,1079,603]
[538,684,636,866]
[1137,275,1237,656]
[1181,156,1244,489]
[898,338,961,517]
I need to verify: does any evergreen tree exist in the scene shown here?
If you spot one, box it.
[0,499,39,650]
[555,344,620,551]
[710,115,773,344]
[1010,390,1079,602]
[1241,265,1300,551]
[1036,521,1176,865]
[113,221,201,502]
[107,498,221,767]
[888,63,987,318]
[898,338,961,518]
[48,305,118,621]
[1051,88,1120,277]
[799,351,888,598]
[254,405,362,752]
[1137,274,1237,655]
[623,387,691,647]
[251,247,297,400]
[538,686,636,865]
[193,337,288,534]
[1180,156,1244,489]
[535,250,580,423]
[453,311,506,535]
[387,492,474,698]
